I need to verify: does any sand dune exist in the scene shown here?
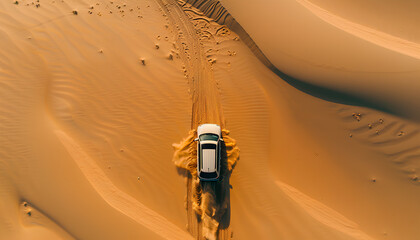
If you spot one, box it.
[1,0,420,239]
[55,130,192,240]
[295,0,420,60]
[220,0,420,121]
[276,181,373,240]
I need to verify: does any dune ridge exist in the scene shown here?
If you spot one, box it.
[18,201,76,240]
[295,0,420,60]
[179,0,276,70]
[55,130,192,240]
[276,181,373,240]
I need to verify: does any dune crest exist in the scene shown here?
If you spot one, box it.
[55,130,192,240]
[276,181,373,240]
[295,0,420,60]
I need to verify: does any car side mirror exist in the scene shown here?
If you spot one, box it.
[220,138,224,142]
[194,138,199,142]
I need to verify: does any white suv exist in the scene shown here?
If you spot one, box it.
[194,124,223,181]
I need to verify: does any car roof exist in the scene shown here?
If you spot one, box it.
[201,147,216,173]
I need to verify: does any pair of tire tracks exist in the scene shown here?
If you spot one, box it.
[153,0,229,239]
[154,0,224,129]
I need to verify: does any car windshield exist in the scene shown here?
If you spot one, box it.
[199,134,219,141]
[200,171,218,179]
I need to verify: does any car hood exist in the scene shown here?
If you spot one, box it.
[197,124,221,137]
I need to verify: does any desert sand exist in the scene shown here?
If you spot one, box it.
[1,0,420,239]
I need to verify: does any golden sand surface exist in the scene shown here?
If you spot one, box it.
[1,0,420,239]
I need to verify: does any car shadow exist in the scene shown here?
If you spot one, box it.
[215,140,237,233]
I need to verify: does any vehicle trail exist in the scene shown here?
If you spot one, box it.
[153,0,239,239]
[154,0,224,129]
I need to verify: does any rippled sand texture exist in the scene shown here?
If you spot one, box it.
[1,0,420,239]
[0,0,192,239]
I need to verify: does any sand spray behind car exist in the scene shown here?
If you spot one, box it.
[173,129,239,239]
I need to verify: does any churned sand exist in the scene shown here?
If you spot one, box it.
[1,0,420,239]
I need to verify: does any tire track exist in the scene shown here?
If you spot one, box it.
[153,0,238,239]
[153,0,224,129]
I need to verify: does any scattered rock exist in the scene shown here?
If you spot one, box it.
[23,202,28,207]
[27,211,32,217]
[398,131,405,136]
[168,53,173,60]
[368,124,372,129]
[72,10,78,15]
[349,134,353,138]
[411,176,418,181]
[352,113,362,121]
[14,1,19,5]
[228,50,236,56]
[375,130,379,135]
[140,58,145,65]
[371,178,376,183]
[379,118,384,124]
[155,44,159,49]
[98,49,103,53]
[208,58,216,64]
[137,176,141,180]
